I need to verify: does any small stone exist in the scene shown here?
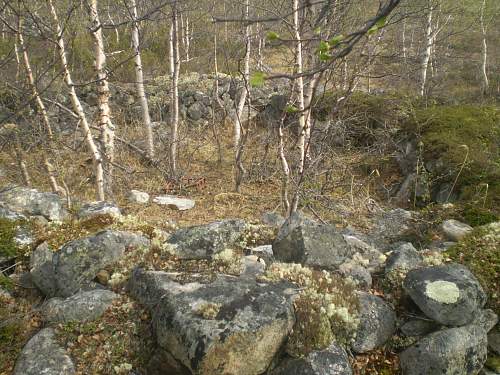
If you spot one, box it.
[96,270,110,285]
[77,201,121,220]
[30,242,56,296]
[441,219,473,242]
[385,243,423,274]
[153,195,195,211]
[127,190,150,204]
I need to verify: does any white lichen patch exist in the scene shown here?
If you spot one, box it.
[425,280,460,304]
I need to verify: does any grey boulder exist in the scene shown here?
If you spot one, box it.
[30,242,57,296]
[128,268,296,375]
[403,263,487,326]
[41,289,118,323]
[53,230,149,297]
[351,293,396,353]
[441,219,473,241]
[167,219,246,259]
[273,224,384,272]
[13,328,75,375]
[272,343,352,375]
[128,190,150,204]
[399,324,488,375]
[77,201,121,220]
[0,185,68,221]
[385,243,423,274]
[153,195,195,211]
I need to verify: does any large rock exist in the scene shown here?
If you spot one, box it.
[13,328,75,375]
[351,293,396,353]
[167,219,246,259]
[441,219,473,242]
[272,343,352,375]
[385,243,423,274]
[128,268,296,375]
[30,242,57,296]
[77,201,121,220]
[370,209,414,248]
[41,289,118,323]
[399,324,488,375]
[273,224,384,272]
[153,195,195,211]
[52,230,149,297]
[0,203,26,220]
[403,263,487,326]
[0,185,68,221]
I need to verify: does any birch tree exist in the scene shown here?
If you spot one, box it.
[130,0,154,159]
[48,0,105,200]
[479,0,489,93]
[88,0,115,197]
[169,2,180,176]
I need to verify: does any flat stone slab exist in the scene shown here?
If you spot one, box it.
[128,268,296,375]
[153,195,195,210]
[13,328,75,375]
[441,219,472,242]
[77,201,121,220]
[41,289,118,323]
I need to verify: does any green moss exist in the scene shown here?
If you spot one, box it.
[0,218,19,258]
[445,222,500,312]
[461,205,498,227]
[0,274,14,291]
[486,355,500,372]
[410,105,500,207]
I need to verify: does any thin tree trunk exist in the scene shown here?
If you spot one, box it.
[420,2,433,97]
[17,15,61,193]
[169,3,180,176]
[212,27,223,164]
[13,141,31,186]
[291,0,306,213]
[48,0,105,200]
[130,0,154,158]
[89,0,114,197]
[278,117,290,214]
[480,0,489,93]
[234,0,250,193]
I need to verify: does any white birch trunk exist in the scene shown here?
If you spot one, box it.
[234,0,251,192]
[169,3,180,175]
[480,0,489,93]
[18,16,61,193]
[130,0,154,158]
[420,3,433,97]
[89,0,115,197]
[48,0,105,200]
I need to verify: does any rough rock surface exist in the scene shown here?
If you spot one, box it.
[30,242,57,296]
[41,289,118,323]
[272,343,352,375]
[399,324,488,375]
[128,190,150,204]
[441,219,473,242]
[488,326,500,355]
[400,318,440,337]
[167,219,246,259]
[77,201,121,220]
[273,224,384,272]
[153,195,195,210]
[128,268,296,375]
[403,263,486,326]
[352,293,396,353]
[13,328,75,375]
[0,185,68,221]
[0,203,26,220]
[385,243,423,274]
[370,209,414,248]
[261,212,285,228]
[52,230,149,297]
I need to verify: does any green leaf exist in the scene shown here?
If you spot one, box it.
[329,34,344,47]
[285,105,299,114]
[313,26,322,35]
[318,51,330,61]
[266,31,280,41]
[318,40,330,53]
[250,71,266,87]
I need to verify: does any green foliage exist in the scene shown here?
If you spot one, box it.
[329,34,344,47]
[445,222,500,312]
[266,31,280,41]
[0,274,14,291]
[249,71,266,88]
[461,205,498,227]
[0,218,19,258]
[367,16,387,35]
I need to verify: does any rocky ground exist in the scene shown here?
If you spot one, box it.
[0,184,499,375]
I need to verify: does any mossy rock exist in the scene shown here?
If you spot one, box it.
[409,105,500,208]
[445,222,500,312]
